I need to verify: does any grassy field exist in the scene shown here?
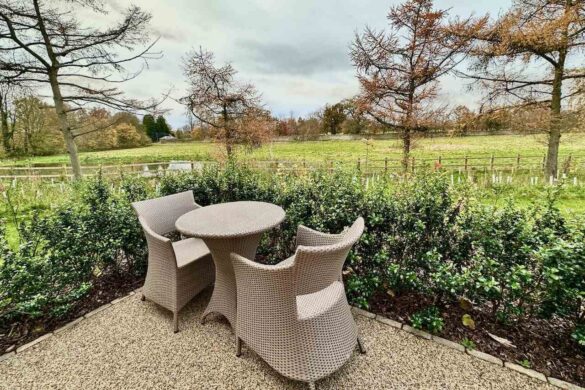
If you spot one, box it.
[2,133,585,166]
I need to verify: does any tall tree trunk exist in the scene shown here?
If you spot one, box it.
[546,59,565,180]
[402,127,411,171]
[0,93,13,153]
[33,0,82,179]
[0,103,12,153]
[222,105,233,158]
[49,70,82,179]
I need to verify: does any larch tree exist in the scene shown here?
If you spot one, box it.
[0,0,160,179]
[450,0,585,179]
[182,48,269,157]
[350,0,473,169]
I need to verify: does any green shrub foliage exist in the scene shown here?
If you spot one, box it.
[1,166,583,345]
[410,306,445,334]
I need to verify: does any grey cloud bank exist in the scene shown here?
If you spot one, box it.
[112,0,510,128]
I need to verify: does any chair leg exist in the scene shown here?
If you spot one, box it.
[235,337,242,357]
[140,293,145,301]
[357,335,366,354]
[308,382,316,390]
[173,312,179,333]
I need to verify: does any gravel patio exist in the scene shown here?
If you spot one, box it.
[0,288,558,390]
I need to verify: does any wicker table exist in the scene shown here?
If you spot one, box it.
[175,201,285,330]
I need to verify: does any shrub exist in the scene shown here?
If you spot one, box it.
[1,165,583,340]
[0,175,147,326]
[410,306,445,333]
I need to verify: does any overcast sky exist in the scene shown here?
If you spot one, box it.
[103,0,511,128]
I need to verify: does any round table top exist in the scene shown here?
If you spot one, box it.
[175,201,286,239]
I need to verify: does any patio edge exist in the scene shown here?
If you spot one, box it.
[351,306,584,390]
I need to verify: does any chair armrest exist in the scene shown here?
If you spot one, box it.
[296,225,345,247]
[138,216,176,265]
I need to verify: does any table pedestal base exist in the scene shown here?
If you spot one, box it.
[201,233,263,330]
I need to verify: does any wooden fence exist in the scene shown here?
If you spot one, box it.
[0,153,583,181]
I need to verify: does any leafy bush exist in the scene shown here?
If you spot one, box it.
[410,306,445,333]
[1,165,584,348]
[0,175,148,325]
[572,325,585,347]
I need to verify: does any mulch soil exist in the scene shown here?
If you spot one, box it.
[370,291,585,386]
[0,273,144,355]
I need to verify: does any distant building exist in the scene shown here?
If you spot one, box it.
[159,135,177,143]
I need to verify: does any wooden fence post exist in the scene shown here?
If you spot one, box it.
[357,158,361,172]
[542,155,546,170]
[490,154,495,171]
[384,157,388,174]
[464,155,468,172]
[516,154,520,169]
[411,156,415,173]
[565,154,572,173]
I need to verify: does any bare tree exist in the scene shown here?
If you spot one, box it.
[0,0,160,178]
[182,48,268,157]
[15,95,47,154]
[452,0,585,178]
[350,0,473,169]
[0,81,16,153]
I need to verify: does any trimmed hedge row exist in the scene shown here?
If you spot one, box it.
[1,164,583,346]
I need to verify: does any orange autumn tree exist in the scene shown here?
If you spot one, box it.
[452,0,585,178]
[350,0,473,169]
[182,48,273,158]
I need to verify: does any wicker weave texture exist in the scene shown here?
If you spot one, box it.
[132,191,215,331]
[231,217,365,385]
[175,201,286,330]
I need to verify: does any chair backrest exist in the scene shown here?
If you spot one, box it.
[293,217,364,296]
[132,191,198,235]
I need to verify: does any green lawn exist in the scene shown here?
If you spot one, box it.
[2,133,585,166]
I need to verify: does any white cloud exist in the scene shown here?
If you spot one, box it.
[87,0,512,128]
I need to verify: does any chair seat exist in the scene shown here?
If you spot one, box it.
[172,238,211,268]
[296,281,345,321]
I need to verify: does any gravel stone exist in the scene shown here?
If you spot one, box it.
[402,325,432,340]
[467,348,503,366]
[505,362,547,382]
[0,289,558,390]
[375,315,402,329]
[432,335,465,352]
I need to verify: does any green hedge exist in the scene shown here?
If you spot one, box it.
[1,164,583,346]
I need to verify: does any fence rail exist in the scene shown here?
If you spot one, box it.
[0,153,583,181]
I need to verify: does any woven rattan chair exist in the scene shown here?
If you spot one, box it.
[132,191,214,333]
[231,217,366,390]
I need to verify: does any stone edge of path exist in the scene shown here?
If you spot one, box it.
[350,306,585,390]
[0,288,141,362]
[0,293,582,390]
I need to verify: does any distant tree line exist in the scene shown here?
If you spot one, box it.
[2,0,584,179]
[0,86,186,156]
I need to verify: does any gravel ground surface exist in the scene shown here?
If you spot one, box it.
[0,289,556,390]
